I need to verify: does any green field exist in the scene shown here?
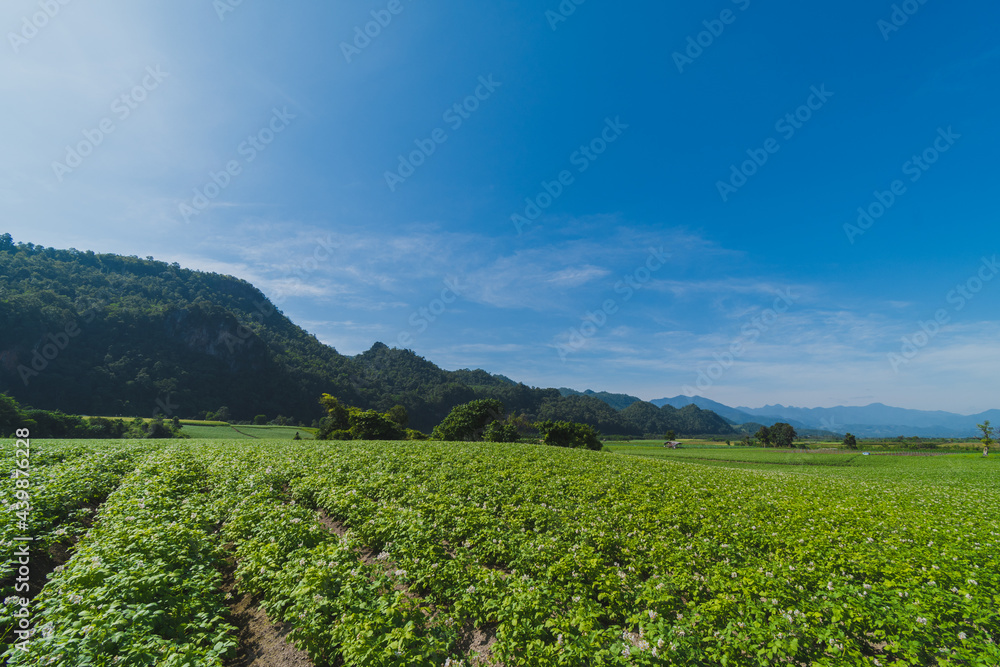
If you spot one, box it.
[177,423,316,440]
[78,418,316,440]
[610,445,995,483]
[2,438,997,665]
[178,419,232,427]
[605,439,741,448]
[611,445,861,465]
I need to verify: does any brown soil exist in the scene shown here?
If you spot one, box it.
[315,510,347,538]
[456,622,502,666]
[2,503,99,600]
[221,551,314,667]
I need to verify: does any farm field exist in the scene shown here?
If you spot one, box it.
[604,440,739,448]
[177,424,316,440]
[611,446,997,483]
[76,419,317,440]
[2,439,998,666]
[608,446,865,467]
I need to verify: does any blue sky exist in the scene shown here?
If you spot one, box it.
[3,0,999,412]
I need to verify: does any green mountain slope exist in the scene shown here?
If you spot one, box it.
[0,236,735,436]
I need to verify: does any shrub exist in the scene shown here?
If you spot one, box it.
[349,410,404,440]
[535,420,602,451]
[87,416,126,438]
[484,420,519,443]
[432,399,506,442]
[386,405,409,428]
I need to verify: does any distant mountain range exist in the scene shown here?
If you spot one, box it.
[583,393,984,438]
[562,390,989,438]
[650,396,814,431]
[722,401,997,438]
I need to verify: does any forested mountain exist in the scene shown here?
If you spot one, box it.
[622,401,736,436]
[557,388,641,410]
[0,236,735,435]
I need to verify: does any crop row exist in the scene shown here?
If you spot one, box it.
[211,451,462,664]
[1,442,150,569]
[1,442,150,654]
[3,448,236,666]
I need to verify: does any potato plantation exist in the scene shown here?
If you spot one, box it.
[2,440,998,666]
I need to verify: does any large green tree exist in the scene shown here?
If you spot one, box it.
[317,394,404,440]
[843,432,858,450]
[978,420,993,457]
[319,393,350,433]
[771,423,798,448]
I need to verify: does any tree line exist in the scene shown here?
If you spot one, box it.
[0,393,184,439]
[316,396,603,450]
